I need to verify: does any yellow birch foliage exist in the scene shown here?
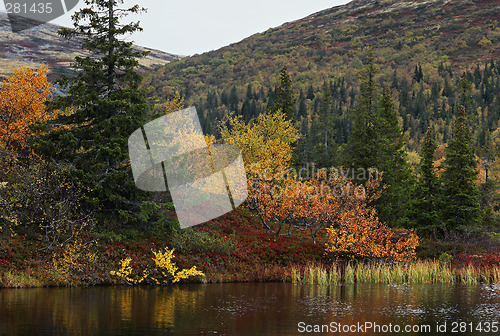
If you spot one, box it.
[220,110,300,179]
[110,248,205,285]
[159,91,216,147]
[0,65,54,150]
[109,257,137,284]
[159,90,184,115]
[151,248,204,284]
[52,232,99,286]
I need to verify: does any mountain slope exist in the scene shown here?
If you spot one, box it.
[0,12,182,80]
[143,0,499,98]
[139,0,500,168]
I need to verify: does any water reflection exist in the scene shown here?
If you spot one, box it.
[0,283,498,335]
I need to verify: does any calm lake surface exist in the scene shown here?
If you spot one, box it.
[1,283,499,335]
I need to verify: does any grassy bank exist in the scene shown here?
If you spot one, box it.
[1,208,500,288]
[290,262,500,285]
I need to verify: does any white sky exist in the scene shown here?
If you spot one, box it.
[1,0,350,56]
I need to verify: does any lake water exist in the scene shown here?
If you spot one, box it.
[1,283,499,335]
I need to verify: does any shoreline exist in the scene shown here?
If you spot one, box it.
[2,261,500,289]
[1,209,499,289]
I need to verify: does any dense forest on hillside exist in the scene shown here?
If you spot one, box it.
[166,56,499,232]
[163,58,500,157]
[141,0,500,179]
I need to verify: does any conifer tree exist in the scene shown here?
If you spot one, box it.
[413,128,442,234]
[458,74,474,115]
[373,87,415,227]
[478,133,499,229]
[246,83,254,100]
[33,0,150,224]
[270,65,296,121]
[220,89,228,106]
[413,64,423,82]
[312,82,337,167]
[297,89,307,119]
[442,77,452,97]
[306,84,315,100]
[346,51,414,227]
[391,69,398,89]
[345,49,380,176]
[229,85,238,112]
[441,106,481,232]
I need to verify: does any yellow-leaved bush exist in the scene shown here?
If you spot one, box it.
[52,237,99,286]
[151,248,205,284]
[110,248,205,285]
[109,257,141,284]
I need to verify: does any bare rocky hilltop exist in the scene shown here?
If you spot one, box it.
[0,11,182,80]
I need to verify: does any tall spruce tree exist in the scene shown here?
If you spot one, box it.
[270,65,296,121]
[312,81,337,167]
[373,87,415,227]
[297,89,307,119]
[441,106,481,232]
[478,133,499,229]
[33,0,150,224]
[228,85,238,112]
[306,84,315,100]
[344,49,380,175]
[413,128,442,235]
[413,64,423,82]
[346,51,414,227]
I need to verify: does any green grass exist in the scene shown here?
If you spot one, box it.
[328,264,340,284]
[0,271,42,288]
[343,263,354,283]
[290,261,500,284]
[493,268,500,284]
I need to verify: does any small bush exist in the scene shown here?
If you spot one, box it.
[138,201,179,234]
[109,247,205,285]
[478,37,493,48]
[170,229,235,255]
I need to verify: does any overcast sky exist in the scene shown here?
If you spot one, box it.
[1,0,350,55]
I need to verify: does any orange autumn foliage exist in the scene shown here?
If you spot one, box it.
[0,65,54,151]
[254,171,418,261]
[220,110,418,261]
[325,204,419,262]
[322,177,418,261]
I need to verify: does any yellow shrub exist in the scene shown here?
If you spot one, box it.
[110,247,205,285]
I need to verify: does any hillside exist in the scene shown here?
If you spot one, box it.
[142,0,499,155]
[0,12,182,81]
[145,0,498,93]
